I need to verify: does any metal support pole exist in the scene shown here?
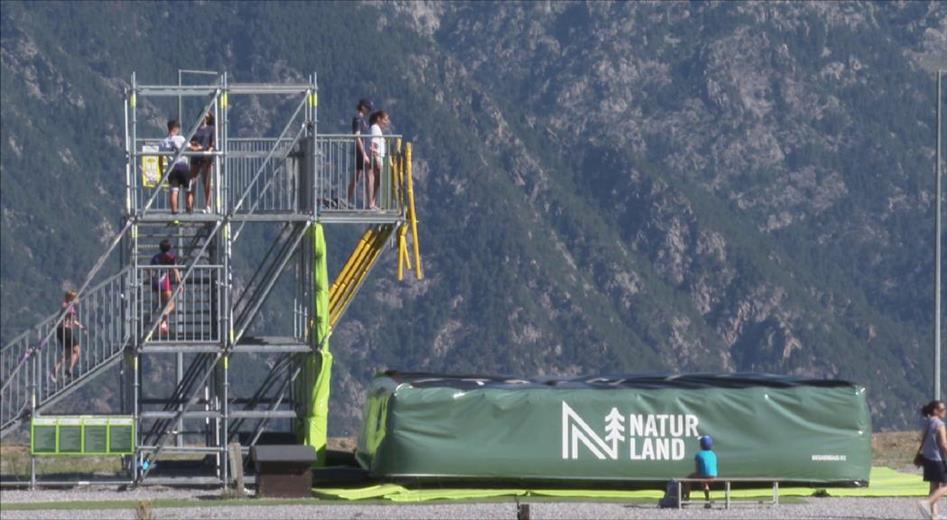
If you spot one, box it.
[222,355,229,488]
[176,352,183,447]
[220,72,227,214]
[313,73,319,220]
[133,352,140,483]
[937,69,944,400]
[29,357,36,489]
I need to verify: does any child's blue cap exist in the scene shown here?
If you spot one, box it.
[699,435,713,450]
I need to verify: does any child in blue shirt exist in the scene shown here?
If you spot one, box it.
[685,435,718,506]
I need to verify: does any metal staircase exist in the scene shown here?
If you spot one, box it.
[232,221,311,342]
[0,73,423,488]
[1,268,132,437]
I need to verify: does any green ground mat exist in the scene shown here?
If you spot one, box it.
[313,483,408,500]
[312,467,927,502]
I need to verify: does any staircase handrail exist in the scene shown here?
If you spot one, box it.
[232,222,311,343]
[140,222,223,344]
[0,266,132,392]
[1,89,224,380]
[0,265,132,353]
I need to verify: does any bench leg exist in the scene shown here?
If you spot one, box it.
[725,481,731,509]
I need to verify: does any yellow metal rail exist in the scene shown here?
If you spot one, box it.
[328,224,394,327]
[326,140,423,329]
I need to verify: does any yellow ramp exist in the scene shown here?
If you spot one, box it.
[329,224,395,327]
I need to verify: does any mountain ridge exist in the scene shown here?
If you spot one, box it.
[1,1,945,433]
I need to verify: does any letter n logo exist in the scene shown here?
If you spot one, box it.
[561,402,620,460]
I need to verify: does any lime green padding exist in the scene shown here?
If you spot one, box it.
[775,467,926,498]
[312,467,927,502]
[388,489,528,502]
[300,224,332,465]
[313,484,408,501]
[311,224,330,351]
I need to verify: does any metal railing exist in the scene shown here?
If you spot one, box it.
[131,144,221,215]
[137,265,222,344]
[1,269,132,435]
[227,138,300,215]
[315,134,403,215]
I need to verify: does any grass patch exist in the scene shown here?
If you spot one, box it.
[0,444,122,480]
[872,431,917,472]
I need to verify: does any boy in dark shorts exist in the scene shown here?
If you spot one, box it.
[160,120,193,214]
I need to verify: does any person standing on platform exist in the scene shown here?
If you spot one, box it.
[917,400,947,519]
[160,120,193,214]
[347,98,373,208]
[368,110,390,210]
[190,112,216,213]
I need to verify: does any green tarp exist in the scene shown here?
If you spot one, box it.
[297,224,331,465]
[357,372,871,484]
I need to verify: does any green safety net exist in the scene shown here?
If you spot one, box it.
[298,224,332,465]
[312,467,927,502]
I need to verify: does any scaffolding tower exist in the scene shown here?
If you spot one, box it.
[0,72,422,487]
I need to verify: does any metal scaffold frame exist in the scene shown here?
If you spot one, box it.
[0,71,424,489]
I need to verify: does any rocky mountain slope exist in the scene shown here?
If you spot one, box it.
[1,1,945,434]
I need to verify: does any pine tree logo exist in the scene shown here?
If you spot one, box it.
[604,407,625,455]
[561,402,621,460]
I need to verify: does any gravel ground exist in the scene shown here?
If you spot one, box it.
[0,495,943,520]
[0,486,218,503]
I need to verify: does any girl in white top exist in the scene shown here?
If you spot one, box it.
[368,111,390,210]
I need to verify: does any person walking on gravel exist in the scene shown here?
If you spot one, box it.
[917,400,947,518]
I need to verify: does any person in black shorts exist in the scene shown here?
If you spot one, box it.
[160,120,193,214]
[346,98,373,208]
[51,289,84,382]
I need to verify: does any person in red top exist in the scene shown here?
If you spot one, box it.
[151,240,182,336]
[51,289,85,381]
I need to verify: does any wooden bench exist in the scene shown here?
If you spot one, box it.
[674,477,782,509]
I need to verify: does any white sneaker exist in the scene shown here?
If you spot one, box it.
[918,500,932,519]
